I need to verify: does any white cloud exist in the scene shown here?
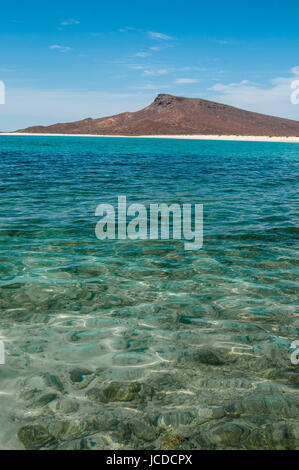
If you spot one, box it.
[175,78,199,84]
[209,67,299,119]
[60,19,80,26]
[133,52,151,57]
[129,65,144,70]
[178,67,207,72]
[119,26,138,32]
[143,69,170,76]
[127,65,207,77]
[49,45,72,53]
[148,31,174,40]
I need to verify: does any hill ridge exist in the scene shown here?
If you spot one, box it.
[17,94,299,136]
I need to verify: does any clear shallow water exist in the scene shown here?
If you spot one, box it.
[0,135,298,450]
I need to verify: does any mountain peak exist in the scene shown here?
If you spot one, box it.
[152,94,182,107]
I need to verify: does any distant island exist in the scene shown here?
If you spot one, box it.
[12,93,299,137]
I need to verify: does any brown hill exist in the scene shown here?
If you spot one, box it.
[17,94,299,136]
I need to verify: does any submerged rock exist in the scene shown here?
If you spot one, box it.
[55,398,79,414]
[178,346,234,366]
[129,420,158,442]
[87,381,155,403]
[17,424,57,450]
[22,388,42,402]
[69,367,93,383]
[48,418,100,441]
[207,421,250,448]
[196,348,226,366]
[193,418,299,450]
[43,374,65,392]
[69,367,95,389]
[225,394,297,419]
[34,392,58,408]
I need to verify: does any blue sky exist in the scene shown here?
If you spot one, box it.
[1,0,299,130]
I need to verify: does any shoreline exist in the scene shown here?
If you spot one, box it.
[1,132,299,143]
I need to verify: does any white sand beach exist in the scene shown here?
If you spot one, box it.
[1,133,299,143]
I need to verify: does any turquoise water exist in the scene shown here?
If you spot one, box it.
[0,135,298,450]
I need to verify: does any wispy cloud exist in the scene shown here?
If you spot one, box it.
[143,69,170,76]
[133,52,151,58]
[129,65,145,70]
[179,67,207,72]
[209,66,299,118]
[49,45,72,53]
[127,65,207,77]
[60,18,80,26]
[148,31,175,40]
[175,78,199,84]
[215,39,231,45]
[119,26,138,32]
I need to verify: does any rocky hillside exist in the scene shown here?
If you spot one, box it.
[17,94,299,136]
